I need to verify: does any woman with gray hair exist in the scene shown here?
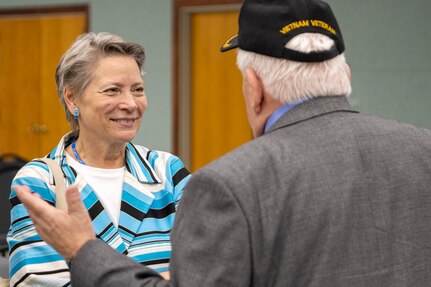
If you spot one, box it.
[7,32,190,286]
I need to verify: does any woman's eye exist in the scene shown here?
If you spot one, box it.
[104,87,120,95]
[132,87,145,95]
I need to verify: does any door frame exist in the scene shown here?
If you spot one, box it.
[0,4,89,30]
[173,0,242,167]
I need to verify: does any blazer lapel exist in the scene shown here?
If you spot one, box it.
[117,143,163,250]
[118,171,159,249]
[60,142,163,253]
[74,175,128,255]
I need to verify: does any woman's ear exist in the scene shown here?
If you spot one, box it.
[63,87,76,114]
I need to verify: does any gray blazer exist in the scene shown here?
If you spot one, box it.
[71,96,431,287]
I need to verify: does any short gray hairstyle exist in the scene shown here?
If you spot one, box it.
[236,33,351,104]
[55,32,146,133]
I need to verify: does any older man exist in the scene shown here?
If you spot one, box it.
[14,0,431,286]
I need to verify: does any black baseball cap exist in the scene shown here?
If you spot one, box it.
[220,0,345,62]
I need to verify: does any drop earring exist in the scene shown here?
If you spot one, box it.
[73,108,79,119]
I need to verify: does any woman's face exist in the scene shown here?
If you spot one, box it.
[76,55,147,145]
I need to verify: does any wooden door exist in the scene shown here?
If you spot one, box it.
[175,1,251,172]
[190,10,251,170]
[0,8,87,160]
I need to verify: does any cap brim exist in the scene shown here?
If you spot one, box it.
[220,34,238,52]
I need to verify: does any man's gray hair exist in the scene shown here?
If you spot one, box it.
[55,32,146,133]
[236,33,351,104]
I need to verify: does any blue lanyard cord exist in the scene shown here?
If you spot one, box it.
[71,138,86,165]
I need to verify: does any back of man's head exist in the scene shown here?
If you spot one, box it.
[221,0,352,103]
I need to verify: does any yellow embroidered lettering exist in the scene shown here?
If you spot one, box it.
[310,20,336,35]
[280,20,309,34]
[300,20,309,27]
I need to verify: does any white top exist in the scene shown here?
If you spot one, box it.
[66,152,125,227]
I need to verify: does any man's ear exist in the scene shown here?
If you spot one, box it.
[244,67,264,114]
[346,63,351,81]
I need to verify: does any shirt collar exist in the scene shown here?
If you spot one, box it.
[264,99,304,134]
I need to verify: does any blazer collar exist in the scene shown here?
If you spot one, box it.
[267,96,358,134]
[125,142,161,184]
[46,132,161,185]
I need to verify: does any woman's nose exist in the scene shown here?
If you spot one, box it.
[119,91,139,109]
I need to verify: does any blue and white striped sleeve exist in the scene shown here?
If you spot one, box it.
[7,162,71,287]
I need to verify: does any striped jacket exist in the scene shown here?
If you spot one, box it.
[7,133,191,286]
